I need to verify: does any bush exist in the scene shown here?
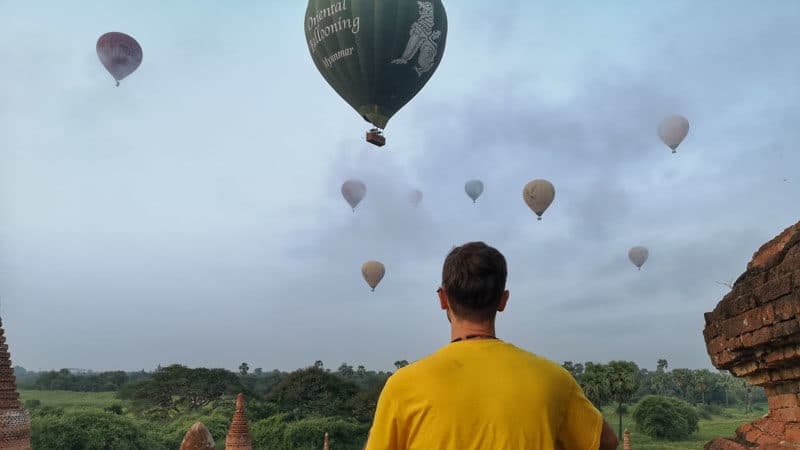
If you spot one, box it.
[31,410,166,450]
[632,395,699,440]
[251,415,369,450]
[105,403,124,415]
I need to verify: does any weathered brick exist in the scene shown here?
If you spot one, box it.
[760,303,776,326]
[755,274,793,304]
[705,437,750,450]
[765,349,786,366]
[786,424,800,443]
[771,405,800,421]
[752,326,774,346]
[731,294,758,317]
[773,296,800,321]
[744,428,763,444]
[768,393,800,410]
[732,361,759,376]
[773,318,800,339]
[708,336,728,355]
[746,371,772,386]
[755,432,781,445]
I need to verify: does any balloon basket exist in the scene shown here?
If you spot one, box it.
[366,129,386,147]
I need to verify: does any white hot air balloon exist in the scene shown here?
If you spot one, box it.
[409,189,423,207]
[522,179,555,221]
[362,261,385,292]
[96,32,143,86]
[628,246,649,270]
[341,179,366,212]
[465,180,484,203]
[658,115,690,153]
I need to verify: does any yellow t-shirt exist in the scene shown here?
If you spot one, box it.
[364,339,603,450]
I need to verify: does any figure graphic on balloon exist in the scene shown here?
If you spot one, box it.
[304,0,448,147]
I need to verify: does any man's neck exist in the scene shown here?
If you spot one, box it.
[450,319,496,342]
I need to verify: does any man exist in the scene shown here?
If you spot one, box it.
[363,242,618,450]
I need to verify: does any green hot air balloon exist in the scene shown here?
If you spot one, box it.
[304,0,448,147]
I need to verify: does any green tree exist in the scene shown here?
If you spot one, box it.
[656,359,668,372]
[267,367,359,419]
[607,361,641,440]
[338,363,355,379]
[580,362,610,409]
[693,369,715,404]
[239,362,250,376]
[671,368,694,401]
[394,360,409,370]
[254,368,264,376]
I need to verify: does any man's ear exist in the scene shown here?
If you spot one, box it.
[438,288,448,310]
[497,290,510,312]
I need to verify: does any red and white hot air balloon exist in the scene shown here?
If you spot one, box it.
[97,32,143,86]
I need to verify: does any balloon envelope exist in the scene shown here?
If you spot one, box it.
[304,0,448,130]
[341,179,366,210]
[628,246,649,270]
[362,261,385,291]
[465,180,483,203]
[96,32,143,85]
[522,179,555,220]
[409,189,423,207]
[658,115,689,153]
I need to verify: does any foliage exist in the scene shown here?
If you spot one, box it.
[266,366,360,419]
[31,410,166,450]
[632,395,700,440]
[580,362,611,408]
[131,364,245,413]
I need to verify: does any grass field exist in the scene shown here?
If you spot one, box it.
[601,404,766,450]
[20,390,767,449]
[20,389,121,411]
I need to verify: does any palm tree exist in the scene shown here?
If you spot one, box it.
[580,362,611,409]
[607,361,641,440]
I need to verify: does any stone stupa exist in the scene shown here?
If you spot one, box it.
[0,317,32,450]
[225,393,253,450]
[180,421,215,450]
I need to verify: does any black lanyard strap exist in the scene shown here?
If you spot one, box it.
[450,334,497,343]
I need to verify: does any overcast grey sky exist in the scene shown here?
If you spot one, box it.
[1,1,798,373]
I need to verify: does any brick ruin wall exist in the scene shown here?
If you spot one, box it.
[703,221,800,449]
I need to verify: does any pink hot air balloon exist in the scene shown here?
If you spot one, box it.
[97,32,143,86]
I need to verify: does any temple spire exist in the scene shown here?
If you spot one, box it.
[0,316,32,450]
[225,393,253,450]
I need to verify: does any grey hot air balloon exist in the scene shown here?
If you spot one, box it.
[409,189,423,207]
[362,261,385,291]
[522,179,555,221]
[341,179,366,211]
[658,115,689,153]
[465,180,484,203]
[628,246,649,270]
[96,32,143,86]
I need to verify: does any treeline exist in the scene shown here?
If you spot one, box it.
[15,367,151,392]
[24,361,393,449]
[563,358,766,409]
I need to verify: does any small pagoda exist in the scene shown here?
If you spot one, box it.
[0,317,32,450]
[225,393,253,450]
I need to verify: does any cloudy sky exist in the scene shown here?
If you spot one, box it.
[1,1,798,373]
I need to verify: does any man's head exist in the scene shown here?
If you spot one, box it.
[438,242,509,323]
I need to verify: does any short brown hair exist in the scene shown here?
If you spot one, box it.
[442,242,507,321]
